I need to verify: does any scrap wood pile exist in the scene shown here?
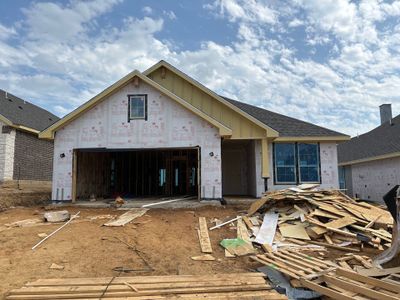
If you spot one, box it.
[209,184,400,299]
[6,273,287,300]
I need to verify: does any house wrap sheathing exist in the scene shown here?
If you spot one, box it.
[40,61,349,201]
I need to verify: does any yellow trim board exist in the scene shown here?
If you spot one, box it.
[274,136,350,142]
[143,60,279,138]
[39,71,232,139]
[339,152,400,166]
[0,113,40,135]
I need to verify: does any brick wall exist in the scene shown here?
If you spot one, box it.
[0,122,16,181]
[13,130,54,181]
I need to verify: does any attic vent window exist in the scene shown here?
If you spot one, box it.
[128,94,147,120]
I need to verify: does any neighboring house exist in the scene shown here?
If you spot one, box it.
[0,89,59,184]
[40,61,349,201]
[338,104,399,202]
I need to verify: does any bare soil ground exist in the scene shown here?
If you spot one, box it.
[0,205,259,297]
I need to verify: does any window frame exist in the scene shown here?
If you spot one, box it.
[127,94,147,121]
[273,142,321,185]
[297,142,321,183]
[273,142,297,184]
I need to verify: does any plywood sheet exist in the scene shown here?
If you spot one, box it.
[279,224,310,240]
[103,208,148,227]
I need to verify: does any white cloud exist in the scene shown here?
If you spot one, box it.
[0,24,16,40]
[163,10,177,20]
[21,0,121,41]
[0,0,399,138]
[206,0,277,24]
[142,6,153,15]
[288,18,303,27]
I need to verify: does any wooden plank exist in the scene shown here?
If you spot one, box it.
[71,150,77,203]
[310,216,356,236]
[323,275,398,300]
[6,284,271,299]
[26,273,265,286]
[336,268,400,293]
[103,208,148,227]
[7,290,287,300]
[10,280,269,294]
[197,217,212,253]
[300,278,355,300]
[237,217,253,246]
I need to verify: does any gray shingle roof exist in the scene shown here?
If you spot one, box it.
[223,96,347,137]
[338,114,400,164]
[0,89,59,131]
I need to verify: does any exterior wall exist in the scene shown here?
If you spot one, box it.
[148,68,267,139]
[267,142,339,190]
[0,121,16,181]
[52,80,222,200]
[349,157,400,202]
[13,130,54,181]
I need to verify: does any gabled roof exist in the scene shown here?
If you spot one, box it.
[39,70,232,139]
[338,114,400,165]
[0,89,59,133]
[223,97,349,140]
[143,60,279,138]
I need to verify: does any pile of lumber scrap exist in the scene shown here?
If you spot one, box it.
[211,184,397,298]
[246,184,393,261]
[6,273,287,299]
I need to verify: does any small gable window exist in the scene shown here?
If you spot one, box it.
[128,94,147,120]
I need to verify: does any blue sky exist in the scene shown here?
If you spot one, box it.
[0,0,399,136]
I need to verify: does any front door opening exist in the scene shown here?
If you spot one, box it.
[75,148,199,200]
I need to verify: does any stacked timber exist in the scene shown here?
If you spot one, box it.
[6,273,287,299]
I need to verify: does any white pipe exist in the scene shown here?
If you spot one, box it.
[209,216,242,231]
[32,211,80,250]
[141,197,195,208]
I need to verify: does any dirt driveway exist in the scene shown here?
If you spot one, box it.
[0,205,259,297]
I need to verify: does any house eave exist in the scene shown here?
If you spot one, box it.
[338,151,400,166]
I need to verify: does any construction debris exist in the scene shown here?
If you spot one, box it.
[212,184,398,299]
[191,254,215,261]
[197,217,213,253]
[43,210,70,223]
[49,263,64,270]
[6,273,287,299]
[103,208,148,227]
[32,211,81,250]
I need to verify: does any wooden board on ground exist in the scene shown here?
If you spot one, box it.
[103,208,148,227]
[279,224,310,240]
[197,217,212,253]
[6,273,288,300]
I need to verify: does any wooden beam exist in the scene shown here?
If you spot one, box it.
[71,150,77,203]
[261,138,269,178]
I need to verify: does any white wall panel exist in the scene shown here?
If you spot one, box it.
[52,81,222,200]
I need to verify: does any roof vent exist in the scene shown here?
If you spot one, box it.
[380,104,392,125]
[18,105,23,110]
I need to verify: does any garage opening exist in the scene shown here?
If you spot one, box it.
[74,148,199,200]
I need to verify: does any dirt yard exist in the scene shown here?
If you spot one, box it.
[0,205,259,297]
